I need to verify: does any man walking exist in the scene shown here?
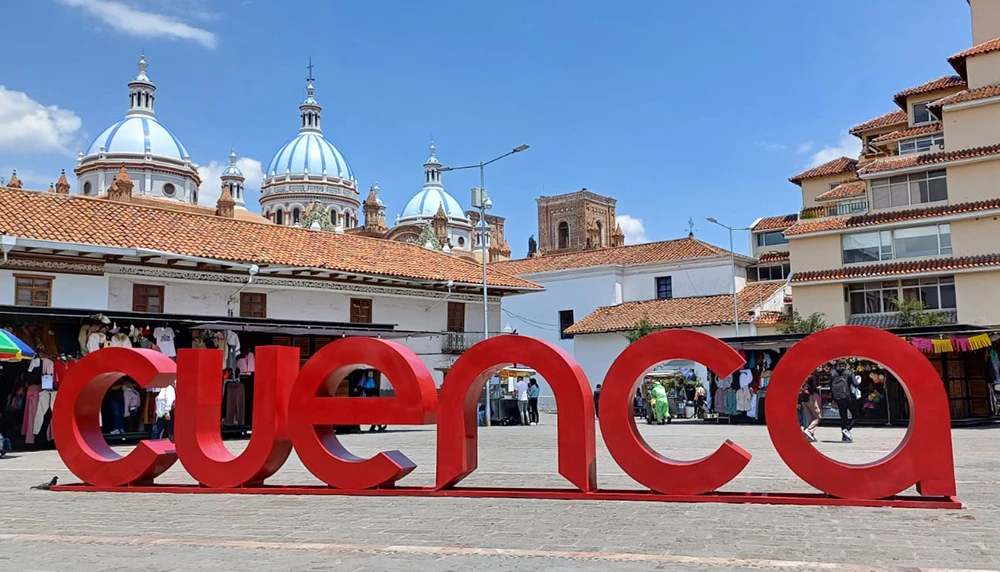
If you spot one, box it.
[515,376,530,426]
[593,384,602,419]
[830,360,860,442]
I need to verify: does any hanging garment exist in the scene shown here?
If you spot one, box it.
[33,390,56,437]
[153,327,177,357]
[86,332,105,354]
[748,392,759,419]
[225,382,246,426]
[109,333,132,348]
[21,386,41,444]
[738,369,753,389]
[735,387,752,412]
[725,390,738,415]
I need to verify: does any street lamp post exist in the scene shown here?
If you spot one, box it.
[441,144,529,426]
[707,218,750,336]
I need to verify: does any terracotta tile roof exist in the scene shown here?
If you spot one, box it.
[929,83,1000,113]
[564,282,786,335]
[755,311,788,326]
[814,181,866,202]
[791,254,1000,284]
[756,251,789,264]
[857,143,1000,175]
[0,187,538,290]
[785,197,1000,237]
[849,110,908,135]
[949,37,1000,79]
[751,214,797,231]
[788,157,857,185]
[892,76,966,109]
[490,237,729,276]
[870,123,943,145]
[111,195,272,224]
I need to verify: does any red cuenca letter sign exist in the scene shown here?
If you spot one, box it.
[50,326,959,509]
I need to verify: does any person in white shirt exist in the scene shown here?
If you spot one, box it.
[515,377,529,426]
[152,383,176,440]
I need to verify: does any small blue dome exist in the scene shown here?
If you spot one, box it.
[400,187,469,222]
[266,133,353,180]
[222,164,243,177]
[85,116,189,160]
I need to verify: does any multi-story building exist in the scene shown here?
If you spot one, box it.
[777,1,1000,332]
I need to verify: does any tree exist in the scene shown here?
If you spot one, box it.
[416,223,441,250]
[892,298,950,327]
[625,316,662,344]
[527,235,537,257]
[777,310,828,334]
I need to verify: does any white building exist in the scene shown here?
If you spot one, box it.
[0,185,537,385]
[492,236,789,391]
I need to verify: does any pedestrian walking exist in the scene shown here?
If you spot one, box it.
[152,381,175,440]
[650,381,669,425]
[593,384,601,419]
[527,378,540,425]
[515,376,530,425]
[830,360,860,442]
[801,375,821,442]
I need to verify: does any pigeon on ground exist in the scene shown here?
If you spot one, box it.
[30,476,58,490]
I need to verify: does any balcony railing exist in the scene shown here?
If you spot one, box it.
[801,200,869,219]
[442,331,513,354]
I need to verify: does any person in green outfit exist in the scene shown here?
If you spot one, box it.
[650,381,669,425]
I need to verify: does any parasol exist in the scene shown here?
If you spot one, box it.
[0,329,36,361]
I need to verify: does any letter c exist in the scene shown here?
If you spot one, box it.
[52,348,178,487]
[599,330,751,495]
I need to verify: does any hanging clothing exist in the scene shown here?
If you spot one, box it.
[123,385,141,417]
[735,387,752,412]
[153,327,177,357]
[236,351,255,375]
[225,382,245,426]
[21,385,41,444]
[109,333,132,348]
[33,390,56,437]
[86,332,105,354]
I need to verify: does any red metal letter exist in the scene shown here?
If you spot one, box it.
[174,347,298,488]
[599,330,751,495]
[765,325,956,500]
[52,348,177,487]
[288,338,437,489]
[436,335,597,492]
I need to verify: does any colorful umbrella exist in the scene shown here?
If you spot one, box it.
[0,329,36,361]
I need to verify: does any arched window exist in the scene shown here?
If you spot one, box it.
[192,189,198,204]
[595,220,604,248]
[83,181,92,196]
[330,211,337,225]
[292,208,301,224]
[276,209,284,225]
[557,221,570,249]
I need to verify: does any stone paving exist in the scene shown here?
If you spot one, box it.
[1,417,998,571]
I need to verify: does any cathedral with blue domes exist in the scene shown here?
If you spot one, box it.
[32,54,510,261]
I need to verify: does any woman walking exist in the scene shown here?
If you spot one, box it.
[527,378,540,425]
[801,374,822,442]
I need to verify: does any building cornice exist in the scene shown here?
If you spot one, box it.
[786,206,1000,239]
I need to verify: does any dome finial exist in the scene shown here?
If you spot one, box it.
[229,146,238,165]
[429,138,436,158]
[299,57,322,134]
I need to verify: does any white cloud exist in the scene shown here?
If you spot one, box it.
[0,86,82,155]
[197,157,264,206]
[616,214,648,245]
[58,0,218,48]
[807,132,861,168]
[796,141,815,154]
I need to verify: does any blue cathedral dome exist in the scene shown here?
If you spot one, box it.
[265,132,353,180]
[400,187,468,221]
[85,116,189,160]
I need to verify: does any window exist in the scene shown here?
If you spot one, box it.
[848,281,898,315]
[749,263,791,282]
[557,222,569,249]
[842,224,950,264]
[83,181,92,195]
[913,102,933,125]
[162,182,176,197]
[901,276,956,310]
[848,277,956,315]
[133,284,164,313]
[898,133,944,155]
[755,231,789,247]
[350,298,372,324]
[457,236,465,247]
[559,310,575,339]
[14,275,52,307]
[192,189,198,204]
[871,170,947,209]
[276,209,284,225]
[655,276,673,299]
[239,292,267,318]
[447,302,465,332]
[292,208,301,224]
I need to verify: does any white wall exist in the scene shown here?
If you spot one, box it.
[621,261,745,302]
[0,268,109,310]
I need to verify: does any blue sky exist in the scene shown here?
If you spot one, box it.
[0,0,974,256]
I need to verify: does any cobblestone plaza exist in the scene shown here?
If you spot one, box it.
[1,419,997,571]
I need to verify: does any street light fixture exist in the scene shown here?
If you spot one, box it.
[441,144,530,426]
[706,217,750,336]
